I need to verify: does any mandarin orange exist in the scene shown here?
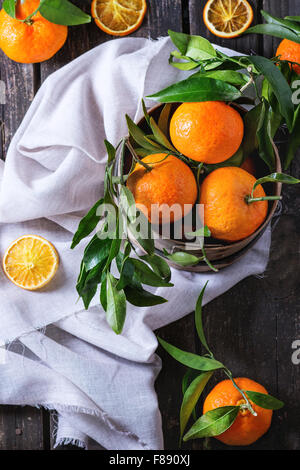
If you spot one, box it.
[276,39,300,74]
[0,0,68,63]
[126,154,197,224]
[203,378,272,446]
[199,166,268,241]
[169,102,244,164]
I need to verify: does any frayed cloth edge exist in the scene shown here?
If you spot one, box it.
[54,438,87,449]
[35,402,151,450]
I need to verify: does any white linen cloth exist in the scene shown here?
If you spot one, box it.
[0,37,271,450]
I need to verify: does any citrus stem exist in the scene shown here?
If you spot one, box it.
[20,5,40,24]
[224,369,257,416]
[245,195,282,204]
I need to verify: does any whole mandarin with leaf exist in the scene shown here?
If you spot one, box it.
[203,378,273,446]
[0,0,68,63]
[126,154,197,224]
[199,166,268,242]
[169,101,244,164]
[276,39,300,74]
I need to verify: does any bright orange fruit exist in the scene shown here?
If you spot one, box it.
[91,0,147,36]
[276,39,300,74]
[0,0,68,63]
[169,102,244,164]
[203,0,253,39]
[199,166,268,242]
[126,154,198,224]
[3,235,59,290]
[203,378,273,446]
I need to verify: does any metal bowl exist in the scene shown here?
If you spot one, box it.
[114,103,281,272]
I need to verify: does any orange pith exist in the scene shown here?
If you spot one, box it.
[203,0,253,39]
[203,378,273,446]
[200,166,268,242]
[3,235,59,290]
[0,0,68,63]
[169,102,244,164]
[126,153,198,224]
[276,39,300,75]
[91,0,147,36]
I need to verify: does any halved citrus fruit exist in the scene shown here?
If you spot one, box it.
[91,0,147,36]
[203,0,253,39]
[3,235,59,290]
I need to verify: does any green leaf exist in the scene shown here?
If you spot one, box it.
[71,198,104,249]
[147,77,241,103]
[158,104,172,136]
[169,54,199,71]
[247,24,300,44]
[186,226,211,238]
[126,115,159,151]
[183,406,239,441]
[164,250,201,267]
[157,337,224,371]
[180,372,213,437]
[83,236,112,271]
[39,0,91,25]
[261,10,300,33]
[248,56,294,131]
[285,104,300,169]
[100,272,107,311]
[242,103,263,159]
[195,282,212,355]
[119,186,136,223]
[140,254,171,282]
[168,30,190,55]
[131,259,173,287]
[252,172,300,196]
[149,117,176,151]
[245,390,284,410]
[104,140,116,164]
[106,272,126,334]
[3,0,16,18]
[285,16,300,23]
[124,279,167,307]
[168,30,216,60]
[191,70,248,86]
[256,99,275,170]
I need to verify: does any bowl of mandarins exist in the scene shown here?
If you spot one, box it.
[114,100,282,272]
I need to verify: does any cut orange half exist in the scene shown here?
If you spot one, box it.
[91,0,147,37]
[203,0,253,38]
[3,235,59,291]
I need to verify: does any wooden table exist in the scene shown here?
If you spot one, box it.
[0,0,299,450]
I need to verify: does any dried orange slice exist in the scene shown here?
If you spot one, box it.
[91,0,147,37]
[3,235,59,290]
[203,0,253,38]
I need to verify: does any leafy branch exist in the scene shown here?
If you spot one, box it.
[147,28,300,169]
[3,0,91,26]
[158,283,284,443]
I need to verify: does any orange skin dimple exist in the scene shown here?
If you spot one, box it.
[203,378,273,446]
[276,39,300,75]
[169,102,244,164]
[126,154,198,224]
[200,167,268,242]
[0,0,68,63]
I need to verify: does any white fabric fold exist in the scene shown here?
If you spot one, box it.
[0,37,271,449]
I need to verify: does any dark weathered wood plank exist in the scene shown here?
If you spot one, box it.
[0,12,45,444]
